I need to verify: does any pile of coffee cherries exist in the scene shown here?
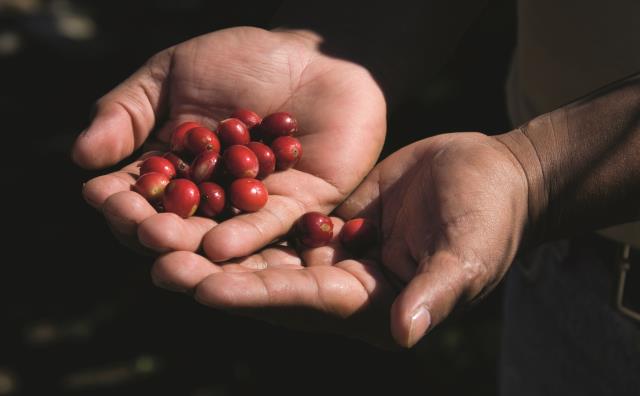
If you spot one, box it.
[133,109,376,251]
[133,109,301,219]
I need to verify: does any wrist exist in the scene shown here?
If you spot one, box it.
[493,126,549,246]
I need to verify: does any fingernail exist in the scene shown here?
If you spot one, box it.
[407,305,431,348]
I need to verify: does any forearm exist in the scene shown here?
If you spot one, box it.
[497,72,640,244]
[272,0,487,105]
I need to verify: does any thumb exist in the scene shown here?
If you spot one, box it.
[71,49,172,169]
[390,250,474,348]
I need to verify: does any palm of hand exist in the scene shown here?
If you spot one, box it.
[153,133,528,348]
[75,27,386,261]
[363,133,526,285]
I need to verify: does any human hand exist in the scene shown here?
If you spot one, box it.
[73,26,386,259]
[150,132,529,348]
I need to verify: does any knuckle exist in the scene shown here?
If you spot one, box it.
[460,255,493,301]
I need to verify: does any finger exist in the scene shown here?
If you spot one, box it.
[390,250,469,348]
[221,246,302,271]
[101,190,157,255]
[82,161,142,209]
[152,251,222,292]
[194,258,398,348]
[202,194,308,262]
[194,265,370,319]
[333,167,381,222]
[102,190,157,239]
[137,213,217,253]
[152,247,302,293]
[163,250,399,348]
[72,49,173,169]
[105,221,156,257]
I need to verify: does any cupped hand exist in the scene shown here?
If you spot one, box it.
[150,132,530,348]
[73,27,386,260]
[151,217,400,350]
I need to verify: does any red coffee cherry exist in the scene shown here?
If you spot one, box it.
[223,145,259,179]
[228,178,268,212]
[247,141,276,179]
[294,212,334,248]
[170,121,200,153]
[230,109,262,129]
[163,179,200,218]
[186,127,220,155]
[140,156,176,179]
[271,136,302,170]
[133,172,170,203]
[261,112,298,137]
[190,151,222,184]
[163,152,191,179]
[198,182,226,218]
[217,118,250,147]
[340,218,378,253]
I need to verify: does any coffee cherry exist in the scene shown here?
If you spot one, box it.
[133,172,170,203]
[271,136,302,170]
[247,141,276,179]
[163,179,200,218]
[231,109,262,129]
[294,212,333,248]
[186,127,220,155]
[261,112,298,137]
[163,152,191,178]
[170,121,200,153]
[190,151,222,184]
[217,118,250,147]
[198,182,226,218]
[228,178,268,212]
[223,145,259,179]
[140,156,176,179]
[340,218,377,253]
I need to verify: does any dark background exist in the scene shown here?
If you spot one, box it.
[0,0,516,394]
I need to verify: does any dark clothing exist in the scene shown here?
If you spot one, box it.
[499,237,640,395]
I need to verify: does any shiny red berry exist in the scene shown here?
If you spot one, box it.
[247,141,276,179]
[170,121,200,153]
[295,212,333,248]
[186,127,220,155]
[140,156,176,179]
[340,218,378,253]
[261,112,298,137]
[190,151,222,184]
[271,136,302,170]
[163,152,191,178]
[198,182,226,218]
[228,178,268,212]
[163,179,200,218]
[133,172,170,203]
[230,109,262,129]
[223,145,259,179]
[217,118,250,148]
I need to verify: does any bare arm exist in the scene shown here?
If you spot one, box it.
[497,72,640,244]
